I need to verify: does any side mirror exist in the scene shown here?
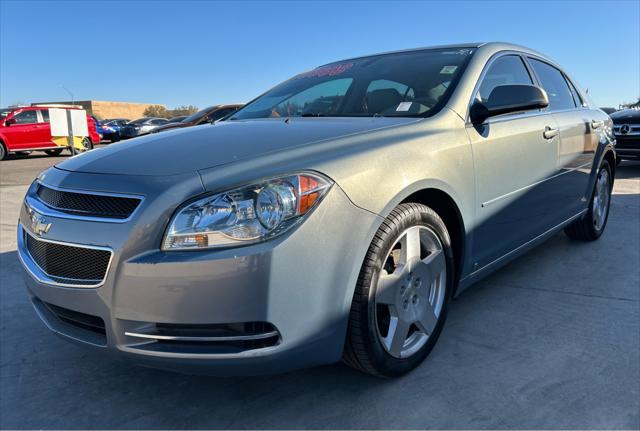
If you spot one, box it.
[470,84,549,124]
[4,118,16,126]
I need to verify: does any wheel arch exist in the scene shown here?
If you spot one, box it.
[602,148,616,179]
[0,136,7,159]
[399,187,467,292]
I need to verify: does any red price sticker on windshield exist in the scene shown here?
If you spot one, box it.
[295,63,354,79]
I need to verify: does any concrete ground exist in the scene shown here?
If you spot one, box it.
[0,151,638,429]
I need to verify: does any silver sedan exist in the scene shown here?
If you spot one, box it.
[18,42,616,377]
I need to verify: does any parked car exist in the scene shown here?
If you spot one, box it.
[120,117,169,139]
[0,106,99,160]
[90,116,105,140]
[150,104,243,134]
[167,116,187,123]
[101,118,130,142]
[18,43,616,377]
[611,109,640,162]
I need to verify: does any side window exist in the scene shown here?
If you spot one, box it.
[209,108,232,122]
[566,78,583,107]
[528,59,575,111]
[477,55,533,102]
[39,110,50,123]
[12,110,38,124]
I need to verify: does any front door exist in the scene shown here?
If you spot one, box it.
[3,109,43,149]
[466,54,561,269]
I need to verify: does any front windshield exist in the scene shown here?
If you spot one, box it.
[232,48,474,120]
[183,107,213,123]
[127,118,149,125]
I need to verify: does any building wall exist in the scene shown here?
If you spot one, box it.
[33,100,165,120]
[90,101,165,120]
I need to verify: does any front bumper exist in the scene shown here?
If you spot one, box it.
[614,135,640,160]
[18,168,381,375]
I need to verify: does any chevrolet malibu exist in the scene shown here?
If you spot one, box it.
[18,43,616,377]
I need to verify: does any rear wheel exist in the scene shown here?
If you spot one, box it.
[565,160,612,241]
[44,148,64,157]
[343,203,454,377]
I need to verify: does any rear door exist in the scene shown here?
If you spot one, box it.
[36,109,55,147]
[466,54,561,269]
[527,58,598,219]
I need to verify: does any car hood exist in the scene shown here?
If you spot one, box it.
[153,122,192,132]
[610,109,640,123]
[55,117,416,176]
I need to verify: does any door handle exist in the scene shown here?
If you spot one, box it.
[543,126,559,139]
[591,120,604,129]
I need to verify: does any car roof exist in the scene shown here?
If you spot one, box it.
[319,42,551,67]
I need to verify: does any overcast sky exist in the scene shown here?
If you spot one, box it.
[2,0,638,109]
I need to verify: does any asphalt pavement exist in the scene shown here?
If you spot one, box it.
[1,151,638,429]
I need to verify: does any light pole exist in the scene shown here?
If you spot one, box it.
[59,84,74,104]
[59,84,76,155]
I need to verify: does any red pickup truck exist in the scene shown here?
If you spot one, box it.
[0,106,101,160]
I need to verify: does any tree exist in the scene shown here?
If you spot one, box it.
[621,97,640,109]
[144,105,168,118]
[168,105,198,117]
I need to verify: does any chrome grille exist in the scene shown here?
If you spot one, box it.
[36,184,141,219]
[24,232,111,286]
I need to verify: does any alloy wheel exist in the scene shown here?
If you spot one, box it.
[592,168,611,231]
[374,225,447,359]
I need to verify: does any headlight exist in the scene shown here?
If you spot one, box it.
[162,172,332,250]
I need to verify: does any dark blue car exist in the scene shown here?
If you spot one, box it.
[101,118,130,142]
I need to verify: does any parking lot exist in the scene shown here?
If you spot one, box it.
[0,152,638,429]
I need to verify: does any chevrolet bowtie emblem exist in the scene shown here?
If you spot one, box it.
[30,211,52,236]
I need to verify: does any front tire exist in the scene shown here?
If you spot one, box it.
[0,142,6,160]
[565,160,613,241]
[343,203,454,377]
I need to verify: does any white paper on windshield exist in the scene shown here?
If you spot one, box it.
[440,65,458,74]
[396,102,413,112]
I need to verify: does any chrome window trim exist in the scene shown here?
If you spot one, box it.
[17,223,114,289]
[32,180,145,223]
